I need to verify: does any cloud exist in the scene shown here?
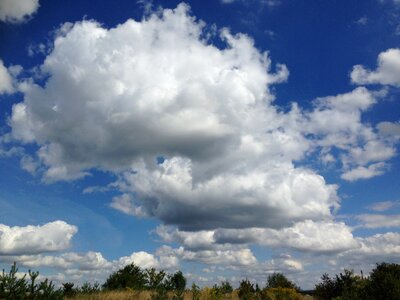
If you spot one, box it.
[157,245,257,266]
[0,221,77,255]
[118,157,338,230]
[356,214,400,228]
[0,0,40,23]
[377,122,400,140]
[0,59,14,94]
[341,162,387,181]
[157,220,359,254]
[10,3,289,182]
[367,200,399,212]
[4,5,400,283]
[351,48,400,86]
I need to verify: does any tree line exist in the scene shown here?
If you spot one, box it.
[0,261,399,299]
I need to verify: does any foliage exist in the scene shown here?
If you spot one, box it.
[238,279,255,300]
[63,282,76,297]
[266,273,299,291]
[79,281,101,294]
[262,287,303,300]
[103,263,147,290]
[365,262,400,300]
[190,282,201,300]
[315,269,369,300]
[0,262,63,299]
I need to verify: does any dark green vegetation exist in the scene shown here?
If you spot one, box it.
[0,262,399,299]
[102,265,186,299]
[314,262,400,300]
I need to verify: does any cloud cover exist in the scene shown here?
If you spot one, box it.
[2,3,400,286]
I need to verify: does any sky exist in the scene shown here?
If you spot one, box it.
[0,0,399,290]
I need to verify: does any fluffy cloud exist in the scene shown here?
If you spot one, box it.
[10,3,289,182]
[8,3,343,232]
[351,48,400,86]
[0,221,77,255]
[0,60,13,94]
[118,157,338,230]
[0,0,39,23]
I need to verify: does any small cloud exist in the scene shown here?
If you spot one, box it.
[356,214,400,228]
[367,200,399,212]
[341,162,388,181]
[351,48,400,87]
[355,16,368,25]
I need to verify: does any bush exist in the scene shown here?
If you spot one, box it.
[262,287,303,300]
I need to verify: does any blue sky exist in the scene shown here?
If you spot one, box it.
[0,0,399,289]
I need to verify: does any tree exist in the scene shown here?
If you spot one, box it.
[146,268,166,290]
[365,262,400,300]
[238,279,255,300]
[266,272,299,290]
[103,263,147,290]
[314,269,367,300]
[0,262,63,299]
[169,270,186,291]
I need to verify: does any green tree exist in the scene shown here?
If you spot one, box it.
[191,282,201,300]
[365,262,400,300]
[238,279,255,300]
[266,273,298,290]
[103,263,147,290]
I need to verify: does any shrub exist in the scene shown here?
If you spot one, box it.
[263,287,303,300]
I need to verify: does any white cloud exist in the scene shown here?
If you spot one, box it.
[367,200,399,212]
[0,221,77,255]
[0,59,13,94]
[341,162,387,181]
[118,157,338,230]
[109,193,147,217]
[0,0,39,23]
[351,48,400,86]
[157,245,257,266]
[377,121,400,140]
[356,214,400,228]
[214,220,359,253]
